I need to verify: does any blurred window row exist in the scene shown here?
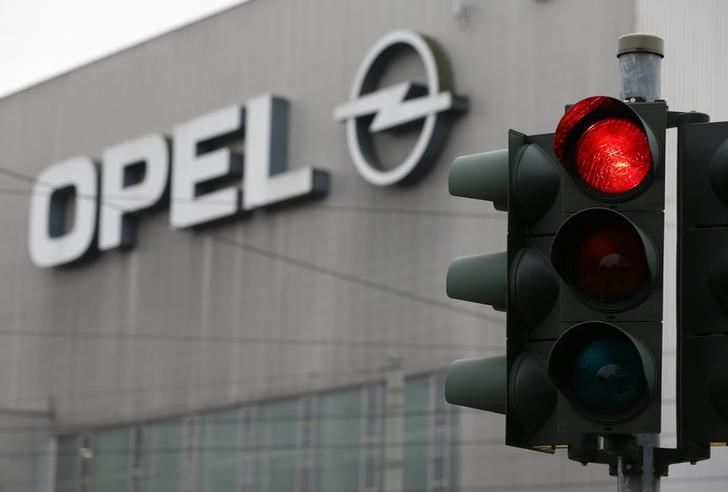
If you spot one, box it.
[54,372,458,492]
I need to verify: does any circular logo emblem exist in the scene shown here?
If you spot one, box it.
[334,30,466,186]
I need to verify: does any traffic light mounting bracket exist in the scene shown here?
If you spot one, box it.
[567,437,710,477]
[666,110,710,128]
[567,435,644,477]
[653,445,710,476]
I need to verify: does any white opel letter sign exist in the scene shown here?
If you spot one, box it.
[171,105,244,229]
[29,157,98,267]
[243,94,329,210]
[334,30,466,186]
[99,133,170,250]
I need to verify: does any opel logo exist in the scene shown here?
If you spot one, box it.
[334,30,467,186]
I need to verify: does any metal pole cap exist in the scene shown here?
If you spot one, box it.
[617,33,664,58]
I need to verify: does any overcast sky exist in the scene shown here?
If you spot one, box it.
[0,0,249,99]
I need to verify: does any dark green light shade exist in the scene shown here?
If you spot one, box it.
[449,149,508,210]
[447,247,559,320]
[548,322,656,422]
[448,143,560,226]
[445,353,556,435]
[445,355,506,414]
[447,252,507,311]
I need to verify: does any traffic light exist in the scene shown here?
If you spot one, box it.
[675,118,728,448]
[445,130,566,451]
[548,96,665,435]
[445,95,666,453]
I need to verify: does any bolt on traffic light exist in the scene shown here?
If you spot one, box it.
[445,95,666,453]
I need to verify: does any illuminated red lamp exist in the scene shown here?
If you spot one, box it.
[554,96,654,197]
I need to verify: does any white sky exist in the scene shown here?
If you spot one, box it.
[0,0,250,99]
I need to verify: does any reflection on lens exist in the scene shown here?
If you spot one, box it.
[570,337,645,416]
[574,227,648,303]
[575,118,651,195]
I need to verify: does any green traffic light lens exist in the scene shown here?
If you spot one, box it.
[570,337,646,417]
[548,322,656,425]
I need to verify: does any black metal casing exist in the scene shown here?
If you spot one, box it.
[546,101,666,436]
[677,120,728,446]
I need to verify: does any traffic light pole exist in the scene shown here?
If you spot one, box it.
[616,434,659,492]
[615,33,664,492]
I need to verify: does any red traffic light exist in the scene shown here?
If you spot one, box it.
[574,226,649,303]
[552,208,657,309]
[575,118,651,194]
[554,96,655,198]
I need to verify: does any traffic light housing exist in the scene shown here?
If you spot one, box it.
[445,95,666,453]
[676,118,728,448]
[548,96,665,435]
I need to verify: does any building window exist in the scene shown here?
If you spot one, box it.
[404,372,459,492]
[200,409,239,492]
[141,420,183,492]
[430,373,452,489]
[360,384,383,491]
[79,434,93,491]
[297,396,318,492]
[87,428,130,492]
[55,436,79,492]
[318,387,362,492]
[53,374,457,492]
[239,406,258,491]
[404,376,429,492]
[259,398,299,491]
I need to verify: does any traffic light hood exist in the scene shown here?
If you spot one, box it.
[445,355,506,413]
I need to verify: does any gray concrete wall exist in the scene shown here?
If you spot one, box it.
[0,0,638,489]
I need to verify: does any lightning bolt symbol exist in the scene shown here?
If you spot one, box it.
[334,82,455,132]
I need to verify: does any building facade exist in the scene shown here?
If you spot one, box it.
[1,0,728,490]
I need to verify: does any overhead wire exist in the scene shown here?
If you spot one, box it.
[0,326,502,350]
[0,404,474,434]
